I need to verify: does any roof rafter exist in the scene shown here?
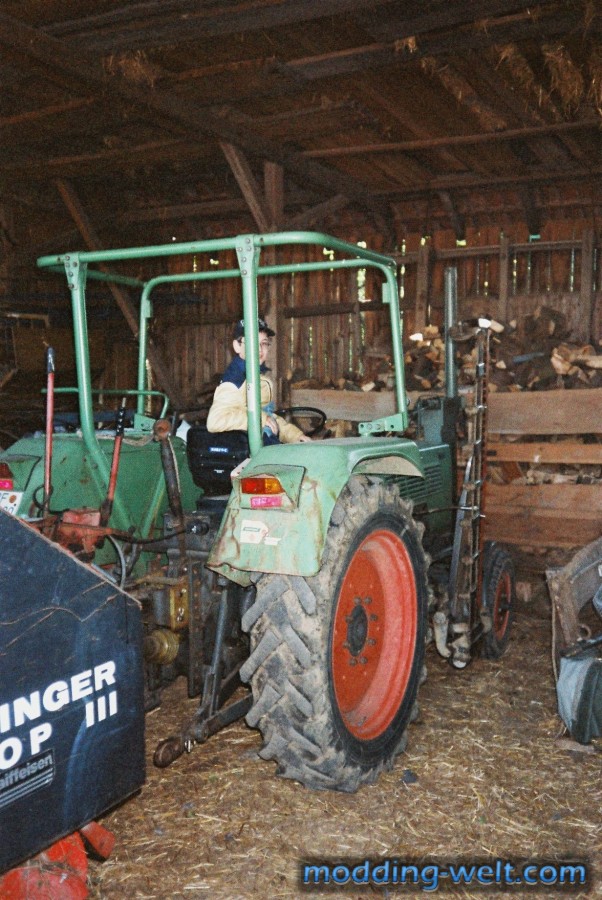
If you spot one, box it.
[0,11,387,219]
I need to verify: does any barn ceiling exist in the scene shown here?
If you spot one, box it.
[0,0,601,262]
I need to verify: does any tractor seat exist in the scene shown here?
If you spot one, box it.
[186,424,249,496]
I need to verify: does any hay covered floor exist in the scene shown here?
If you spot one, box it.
[89,588,601,899]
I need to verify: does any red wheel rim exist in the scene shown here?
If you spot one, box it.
[492,571,511,640]
[331,529,417,741]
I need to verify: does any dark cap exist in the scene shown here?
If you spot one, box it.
[233,318,275,340]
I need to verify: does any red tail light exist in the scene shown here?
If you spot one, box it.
[0,462,13,490]
[241,476,284,495]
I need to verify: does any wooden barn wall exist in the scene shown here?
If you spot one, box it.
[4,218,596,410]
[140,220,600,406]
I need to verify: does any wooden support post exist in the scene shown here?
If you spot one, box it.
[415,241,431,332]
[220,142,271,232]
[499,233,510,323]
[264,161,284,231]
[438,191,465,243]
[520,187,541,239]
[263,162,284,399]
[0,203,15,293]
[55,179,184,406]
[580,227,594,343]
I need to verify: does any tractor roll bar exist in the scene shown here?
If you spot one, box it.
[37,232,406,459]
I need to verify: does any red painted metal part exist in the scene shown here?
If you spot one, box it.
[0,833,88,899]
[57,508,104,556]
[0,823,115,900]
[331,529,418,741]
[80,821,116,860]
[100,400,128,527]
[492,570,512,641]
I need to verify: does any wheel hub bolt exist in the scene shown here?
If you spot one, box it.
[349,658,358,666]
[360,656,368,665]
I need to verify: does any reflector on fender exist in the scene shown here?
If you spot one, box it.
[251,495,282,508]
[241,476,284,495]
[0,462,14,490]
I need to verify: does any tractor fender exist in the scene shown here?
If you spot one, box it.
[207,436,425,586]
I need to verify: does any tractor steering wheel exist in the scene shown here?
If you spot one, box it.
[275,406,327,438]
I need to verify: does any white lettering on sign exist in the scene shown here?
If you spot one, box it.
[0,738,22,769]
[30,723,52,756]
[0,660,120,770]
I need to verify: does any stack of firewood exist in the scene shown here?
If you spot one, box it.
[289,304,602,395]
[403,306,602,393]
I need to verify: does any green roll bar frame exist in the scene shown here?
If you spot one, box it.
[38,232,408,463]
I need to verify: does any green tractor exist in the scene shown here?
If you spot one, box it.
[1,232,514,793]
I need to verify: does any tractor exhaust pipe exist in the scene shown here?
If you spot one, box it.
[444,267,458,400]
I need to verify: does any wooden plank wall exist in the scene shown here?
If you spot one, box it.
[90,227,600,416]
[78,225,601,553]
[290,386,602,551]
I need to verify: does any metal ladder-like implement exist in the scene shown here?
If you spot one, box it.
[446,321,490,667]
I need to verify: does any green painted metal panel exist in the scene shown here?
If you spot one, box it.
[207,437,433,584]
[29,230,458,587]
[1,433,199,551]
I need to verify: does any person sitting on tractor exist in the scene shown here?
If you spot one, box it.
[207,318,311,444]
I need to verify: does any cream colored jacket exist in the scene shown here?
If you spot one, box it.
[207,357,303,444]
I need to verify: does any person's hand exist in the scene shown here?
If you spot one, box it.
[297,434,312,443]
[265,415,279,435]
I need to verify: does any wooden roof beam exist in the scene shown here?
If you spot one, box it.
[48,0,396,50]
[286,195,350,230]
[220,142,272,233]
[354,83,467,173]
[0,139,208,178]
[46,0,550,54]
[519,187,542,238]
[275,10,594,83]
[0,12,386,220]
[380,165,602,197]
[301,119,597,157]
[358,0,544,41]
[438,191,466,242]
[0,97,95,128]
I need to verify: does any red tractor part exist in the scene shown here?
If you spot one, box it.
[0,828,101,899]
[0,823,115,899]
[99,399,127,527]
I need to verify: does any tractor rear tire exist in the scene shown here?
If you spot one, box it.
[481,543,515,660]
[240,477,428,792]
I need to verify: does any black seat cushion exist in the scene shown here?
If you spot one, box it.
[186,425,249,495]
